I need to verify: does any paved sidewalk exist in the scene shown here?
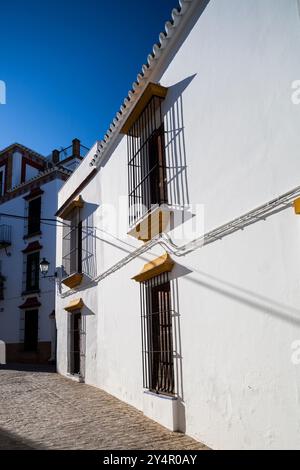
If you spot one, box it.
[0,365,208,450]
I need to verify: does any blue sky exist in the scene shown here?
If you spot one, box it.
[0,0,177,155]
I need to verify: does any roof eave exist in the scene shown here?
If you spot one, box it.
[90,0,199,169]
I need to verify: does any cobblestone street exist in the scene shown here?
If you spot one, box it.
[0,365,208,450]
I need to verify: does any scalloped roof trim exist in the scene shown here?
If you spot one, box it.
[90,0,194,167]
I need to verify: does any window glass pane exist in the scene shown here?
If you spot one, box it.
[27,197,41,235]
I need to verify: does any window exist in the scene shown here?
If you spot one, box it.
[26,251,40,292]
[62,208,82,279]
[127,95,168,226]
[69,312,81,375]
[27,197,41,236]
[140,273,174,395]
[24,309,38,352]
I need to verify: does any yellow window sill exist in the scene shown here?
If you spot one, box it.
[61,272,83,289]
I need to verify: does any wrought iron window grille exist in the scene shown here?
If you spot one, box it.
[140,272,174,396]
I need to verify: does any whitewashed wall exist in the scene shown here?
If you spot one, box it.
[56,0,300,449]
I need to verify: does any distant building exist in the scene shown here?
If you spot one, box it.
[0,139,88,363]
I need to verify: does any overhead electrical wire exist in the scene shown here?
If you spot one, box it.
[2,183,299,299]
[0,212,68,228]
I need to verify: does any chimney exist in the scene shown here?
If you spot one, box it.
[52,149,60,165]
[72,138,81,158]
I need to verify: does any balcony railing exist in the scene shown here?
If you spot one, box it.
[47,139,89,166]
[0,225,11,249]
[56,144,89,163]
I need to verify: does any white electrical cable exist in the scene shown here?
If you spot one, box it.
[59,183,300,298]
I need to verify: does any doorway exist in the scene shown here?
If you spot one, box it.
[69,311,84,377]
[24,309,38,352]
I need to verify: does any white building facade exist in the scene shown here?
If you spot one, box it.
[56,0,300,449]
[0,139,87,363]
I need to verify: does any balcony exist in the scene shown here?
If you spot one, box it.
[0,225,12,249]
[57,143,89,162]
[50,139,89,166]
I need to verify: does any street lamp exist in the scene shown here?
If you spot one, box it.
[39,258,56,278]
